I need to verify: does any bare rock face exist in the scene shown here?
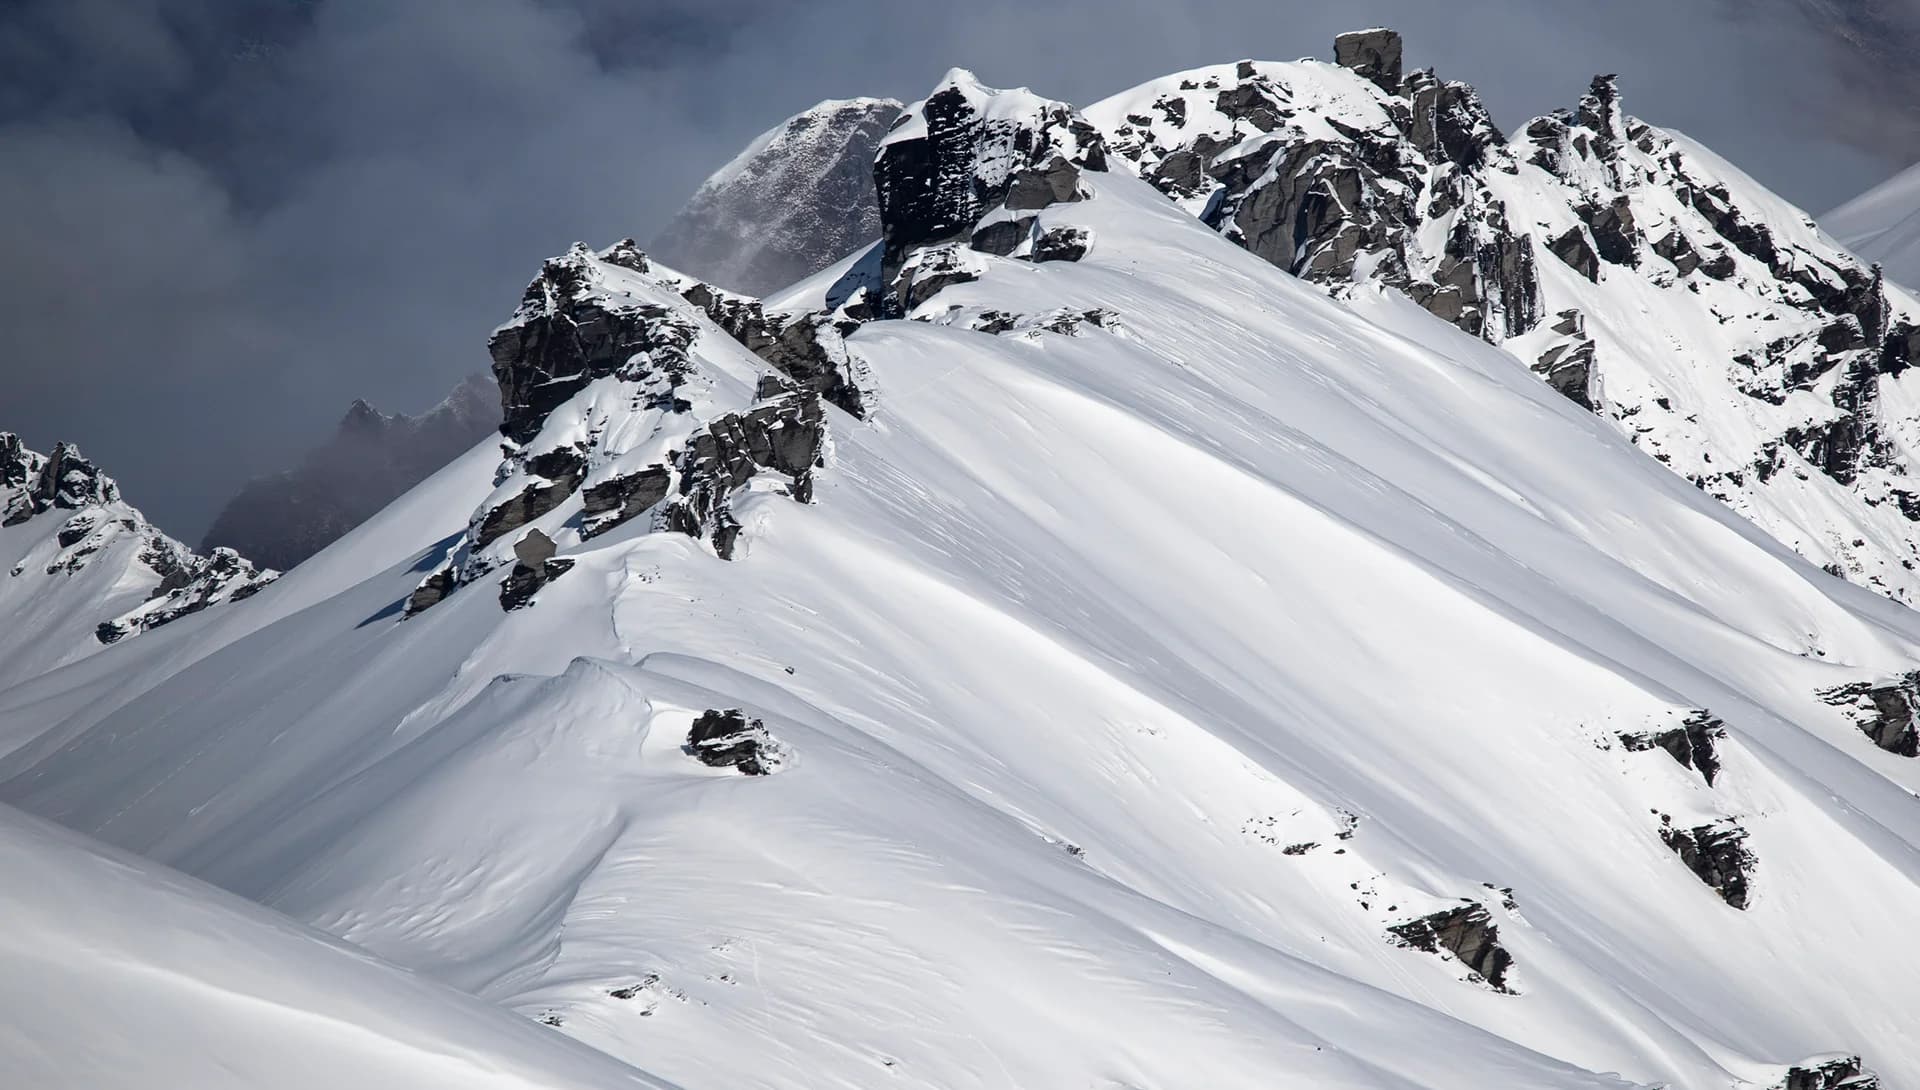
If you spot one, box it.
[685,709,787,775]
[202,373,500,571]
[1659,816,1754,909]
[1818,671,1920,756]
[1386,904,1514,991]
[498,529,573,612]
[1333,28,1404,92]
[1620,710,1726,785]
[651,98,905,297]
[873,69,1108,315]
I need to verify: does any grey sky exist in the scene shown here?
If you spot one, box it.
[2,0,1915,538]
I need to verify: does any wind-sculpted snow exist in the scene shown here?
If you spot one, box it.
[1090,32,1920,610]
[4,50,1920,1090]
[1828,161,1920,292]
[0,802,677,1090]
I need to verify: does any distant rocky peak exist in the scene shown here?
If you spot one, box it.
[2,435,118,526]
[875,68,1109,303]
[1,431,276,646]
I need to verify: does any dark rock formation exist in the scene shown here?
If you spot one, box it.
[658,382,827,560]
[498,531,573,611]
[1333,29,1404,92]
[1386,904,1514,991]
[650,98,905,296]
[1620,710,1726,785]
[2,438,116,526]
[1659,816,1754,909]
[685,709,786,775]
[488,245,704,445]
[1031,225,1092,263]
[406,567,457,617]
[873,70,1107,314]
[582,468,672,539]
[473,450,587,549]
[1777,1055,1880,1090]
[1533,309,1597,410]
[1818,671,1920,756]
[202,374,499,572]
[675,279,869,417]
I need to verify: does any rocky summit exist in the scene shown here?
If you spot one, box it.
[1089,30,1920,606]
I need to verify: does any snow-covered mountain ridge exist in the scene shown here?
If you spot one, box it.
[3,27,1920,1090]
[1086,29,1920,607]
[0,432,274,689]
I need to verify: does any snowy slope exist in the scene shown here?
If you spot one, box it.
[1827,161,1920,290]
[1088,34,1920,610]
[651,98,904,295]
[0,801,675,1090]
[0,434,274,690]
[0,69,1913,1090]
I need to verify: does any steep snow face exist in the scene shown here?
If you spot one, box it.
[7,72,1920,1090]
[1827,161,1920,291]
[0,433,275,689]
[1089,36,1920,608]
[650,98,904,296]
[203,372,501,571]
[0,802,675,1090]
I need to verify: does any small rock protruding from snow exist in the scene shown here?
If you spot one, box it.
[1817,671,1920,757]
[1386,903,1515,992]
[1619,710,1726,786]
[1659,816,1755,909]
[685,709,787,775]
[1776,1054,1880,1090]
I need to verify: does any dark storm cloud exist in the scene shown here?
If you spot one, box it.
[1,0,1913,538]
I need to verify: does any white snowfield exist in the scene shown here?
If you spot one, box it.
[1829,161,1920,291]
[0,802,676,1090]
[4,67,1920,1090]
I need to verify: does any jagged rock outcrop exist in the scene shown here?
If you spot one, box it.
[407,243,831,616]
[2,434,276,655]
[1088,30,1920,606]
[203,373,500,571]
[1659,816,1754,909]
[1817,671,1920,756]
[1620,710,1726,785]
[874,69,1109,316]
[1777,1055,1881,1090]
[1092,35,1540,344]
[651,98,905,296]
[685,709,787,775]
[1386,904,1514,991]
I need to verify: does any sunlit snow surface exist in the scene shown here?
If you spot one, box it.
[1829,160,1920,292]
[4,138,1920,1090]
